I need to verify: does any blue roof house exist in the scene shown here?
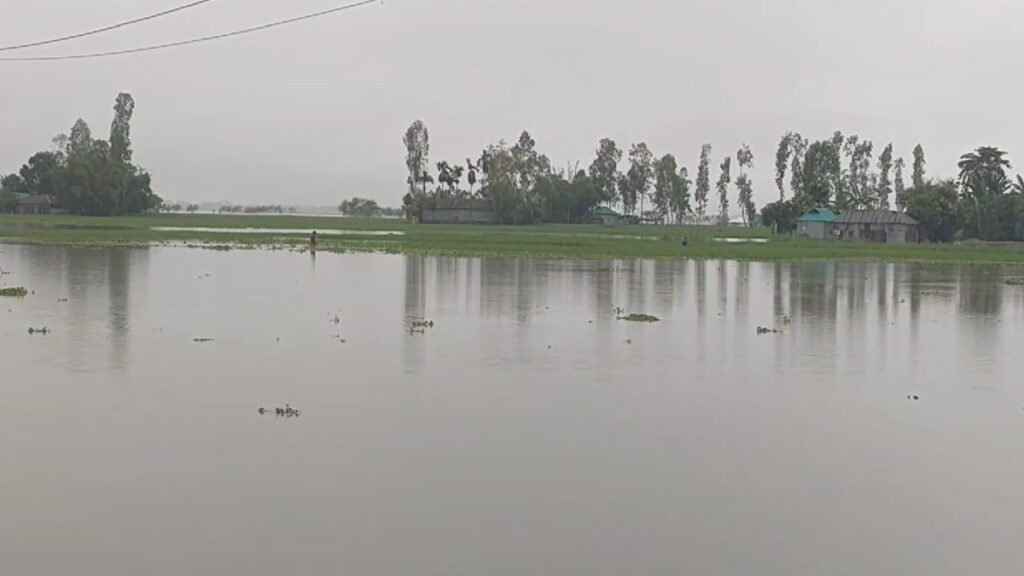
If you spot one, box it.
[798,207,838,239]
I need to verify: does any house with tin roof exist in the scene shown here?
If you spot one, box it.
[797,207,838,240]
[832,210,920,244]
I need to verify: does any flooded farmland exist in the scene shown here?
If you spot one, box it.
[2,244,1024,575]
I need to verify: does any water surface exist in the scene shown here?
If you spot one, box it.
[2,245,1024,575]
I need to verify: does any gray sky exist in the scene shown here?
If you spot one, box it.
[1,0,1022,208]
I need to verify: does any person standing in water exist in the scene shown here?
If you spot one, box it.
[310,230,317,252]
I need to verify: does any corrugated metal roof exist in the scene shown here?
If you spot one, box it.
[798,208,838,222]
[833,210,918,225]
[432,198,493,211]
[18,194,54,206]
[590,206,620,217]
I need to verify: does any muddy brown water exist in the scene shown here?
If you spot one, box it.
[2,244,1024,575]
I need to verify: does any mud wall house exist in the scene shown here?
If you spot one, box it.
[797,207,837,240]
[832,210,920,244]
[420,199,497,224]
[15,194,56,215]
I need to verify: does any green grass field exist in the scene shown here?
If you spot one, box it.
[3,213,1024,265]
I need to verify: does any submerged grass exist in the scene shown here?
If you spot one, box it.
[4,213,1024,265]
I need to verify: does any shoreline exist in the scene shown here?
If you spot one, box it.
[3,214,1024,266]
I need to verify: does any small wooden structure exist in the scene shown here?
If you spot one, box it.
[421,199,496,224]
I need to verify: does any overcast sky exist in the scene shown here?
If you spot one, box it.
[1,0,1022,208]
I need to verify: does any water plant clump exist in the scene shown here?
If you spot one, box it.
[0,287,29,297]
[618,313,660,323]
[757,326,782,335]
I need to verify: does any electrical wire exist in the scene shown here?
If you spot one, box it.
[0,0,379,61]
[0,0,216,52]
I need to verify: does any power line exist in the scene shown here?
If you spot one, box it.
[0,0,216,52]
[0,0,379,62]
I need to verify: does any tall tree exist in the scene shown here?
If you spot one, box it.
[736,144,756,226]
[466,158,478,194]
[403,120,430,195]
[695,144,713,220]
[845,137,875,208]
[788,135,808,204]
[674,166,692,224]
[803,140,836,207]
[110,92,135,166]
[894,157,907,209]
[716,156,732,224]
[68,119,93,158]
[829,131,846,208]
[588,138,622,205]
[1014,175,1024,195]
[877,143,894,209]
[652,153,679,219]
[912,144,926,188]
[775,133,794,200]
[625,143,653,217]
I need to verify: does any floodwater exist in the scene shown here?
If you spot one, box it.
[151,226,405,236]
[2,244,1024,575]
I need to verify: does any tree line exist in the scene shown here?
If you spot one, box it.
[0,93,161,216]
[400,120,759,226]
[760,131,1024,242]
[402,120,1023,242]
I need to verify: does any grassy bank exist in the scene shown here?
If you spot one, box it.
[3,213,1024,264]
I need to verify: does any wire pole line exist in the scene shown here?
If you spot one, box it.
[0,0,379,62]
[0,0,216,52]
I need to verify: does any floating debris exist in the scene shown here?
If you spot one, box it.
[57,298,69,303]
[757,326,782,335]
[193,338,215,343]
[411,319,435,329]
[258,405,302,418]
[782,315,792,326]
[198,273,212,279]
[0,287,29,298]
[624,338,633,345]
[907,395,921,401]
[28,327,50,335]
[617,313,660,323]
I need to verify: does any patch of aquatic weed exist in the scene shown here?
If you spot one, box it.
[617,313,660,323]
[0,287,29,297]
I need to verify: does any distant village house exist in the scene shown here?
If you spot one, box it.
[420,199,496,224]
[14,194,58,215]
[798,208,920,244]
[585,206,622,226]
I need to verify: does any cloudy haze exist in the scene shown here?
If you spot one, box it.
[1,0,1022,208]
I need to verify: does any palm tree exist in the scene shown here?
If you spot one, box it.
[958,147,1012,240]
[958,147,1012,197]
[1014,175,1024,194]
